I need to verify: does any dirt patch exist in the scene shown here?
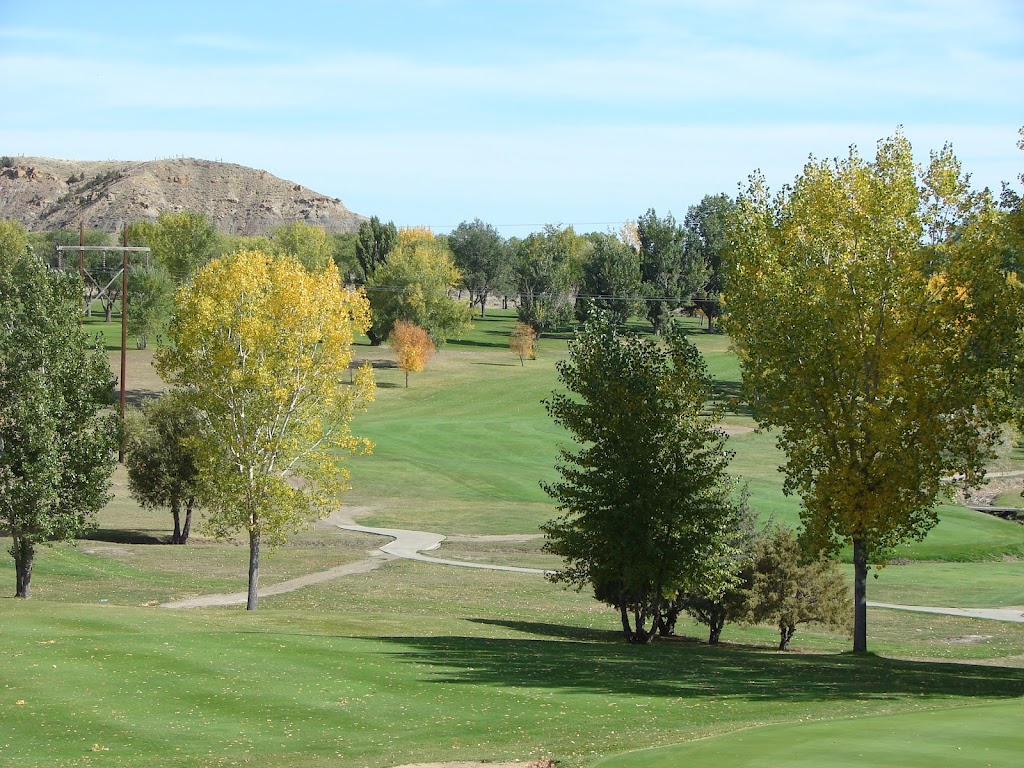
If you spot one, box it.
[81,545,134,557]
[947,635,994,645]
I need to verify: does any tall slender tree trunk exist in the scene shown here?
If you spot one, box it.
[13,535,34,599]
[247,528,261,611]
[181,499,193,544]
[171,499,182,544]
[853,538,868,653]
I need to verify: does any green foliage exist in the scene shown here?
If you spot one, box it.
[130,210,217,280]
[749,526,852,650]
[0,220,118,598]
[511,224,588,333]
[638,208,708,334]
[355,215,397,279]
[685,193,737,296]
[542,313,738,642]
[446,219,510,317]
[124,392,203,544]
[125,264,174,348]
[330,231,361,280]
[673,485,759,644]
[724,130,1023,652]
[578,231,644,324]
[366,232,472,345]
[269,221,333,271]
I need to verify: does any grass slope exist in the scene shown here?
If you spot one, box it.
[593,700,1024,768]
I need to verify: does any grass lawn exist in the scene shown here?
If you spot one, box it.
[593,700,1024,768]
[2,310,1023,767]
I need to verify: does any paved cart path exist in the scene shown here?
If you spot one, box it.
[161,511,1024,621]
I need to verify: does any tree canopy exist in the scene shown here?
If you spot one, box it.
[130,210,218,281]
[542,314,739,643]
[0,220,119,598]
[637,208,708,335]
[156,250,375,609]
[446,219,510,317]
[269,221,334,271]
[355,216,398,280]
[511,225,588,333]
[124,391,203,544]
[389,320,435,387]
[365,229,472,345]
[724,131,1022,652]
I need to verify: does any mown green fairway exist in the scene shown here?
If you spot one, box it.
[593,700,1024,768]
[3,311,1024,767]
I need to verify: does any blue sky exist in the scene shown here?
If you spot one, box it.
[1,0,1021,235]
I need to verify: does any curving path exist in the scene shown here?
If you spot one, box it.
[160,511,1024,622]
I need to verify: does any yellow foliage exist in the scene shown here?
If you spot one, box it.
[397,226,435,247]
[156,250,375,551]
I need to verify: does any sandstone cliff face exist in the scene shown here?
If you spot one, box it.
[0,156,366,235]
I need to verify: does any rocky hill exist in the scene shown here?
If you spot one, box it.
[0,156,366,236]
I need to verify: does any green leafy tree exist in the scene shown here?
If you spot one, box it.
[330,232,361,281]
[541,314,738,643]
[156,250,375,610]
[685,193,737,330]
[124,392,203,544]
[126,265,175,349]
[136,210,217,281]
[748,526,851,650]
[577,231,644,324]
[0,220,118,598]
[355,216,398,280]
[724,131,1022,653]
[270,221,333,271]
[446,219,510,317]
[512,225,589,333]
[672,487,759,644]
[365,230,472,346]
[637,208,708,335]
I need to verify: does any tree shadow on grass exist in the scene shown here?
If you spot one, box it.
[448,336,509,349]
[376,626,1024,702]
[82,528,165,544]
[710,379,753,417]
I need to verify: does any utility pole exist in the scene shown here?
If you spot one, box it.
[119,226,129,463]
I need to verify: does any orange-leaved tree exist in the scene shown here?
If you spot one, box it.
[509,322,537,366]
[390,320,435,387]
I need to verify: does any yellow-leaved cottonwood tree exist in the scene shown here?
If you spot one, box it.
[157,250,375,610]
[724,132,1022,653]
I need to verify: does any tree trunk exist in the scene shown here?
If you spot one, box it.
[181,499,193,544]
[708,617,723,645]
[405,370,409,387]
[479,290,488,317]
[853,538,868,653]
[246,528,261,611]
[12,536,34,598]
[171,498,182,544]
[779,624,795,651]
[620,604,632,641]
